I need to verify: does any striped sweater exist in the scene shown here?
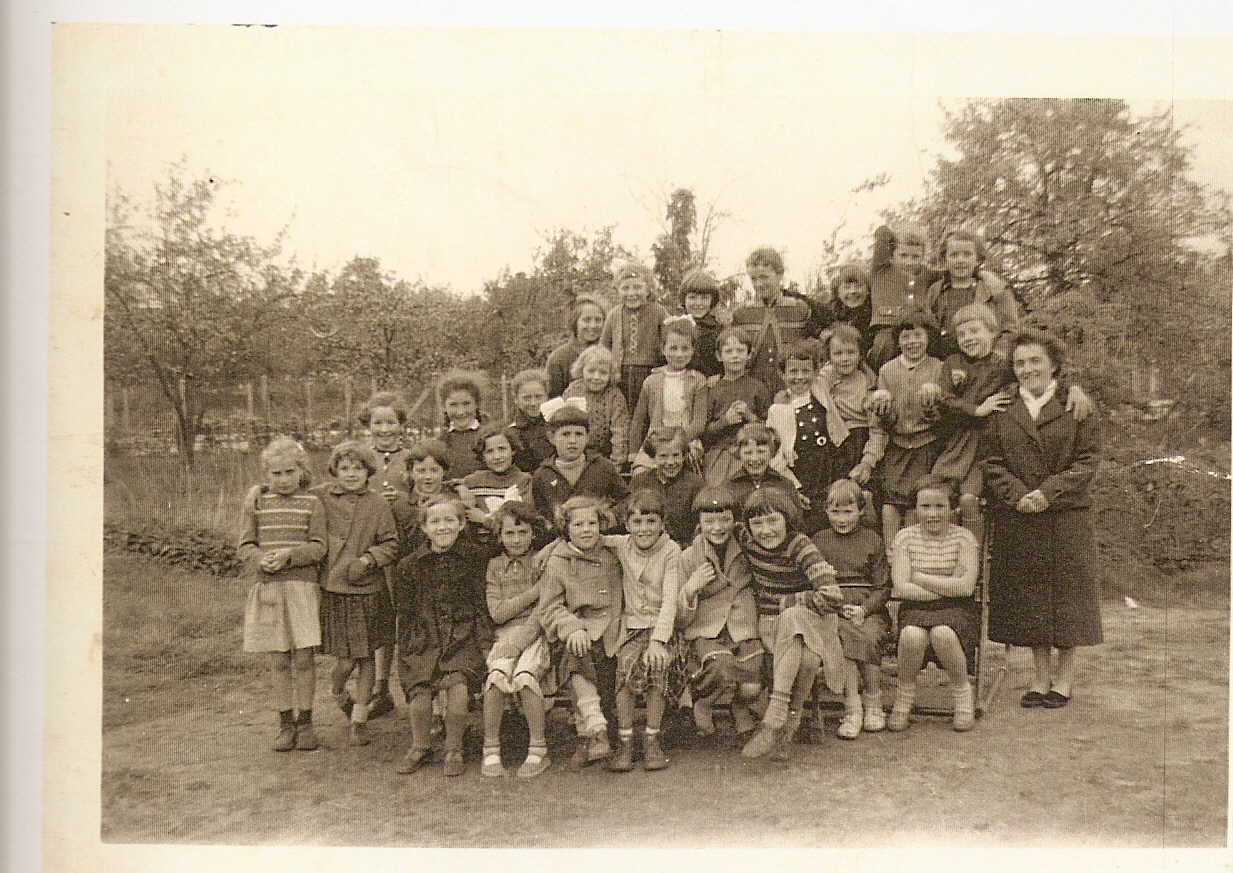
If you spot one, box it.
[735,528,841,617]
[461,468,533,514]
[236,486,328,585]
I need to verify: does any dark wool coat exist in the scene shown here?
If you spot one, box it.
[393,541,493,688]
[980,393,1103,648]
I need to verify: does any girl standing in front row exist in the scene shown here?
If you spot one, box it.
[313,441,399,746]
[394,495,492,777]
[239,437,328,751]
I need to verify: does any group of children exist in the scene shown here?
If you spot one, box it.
[239,224,1091,777]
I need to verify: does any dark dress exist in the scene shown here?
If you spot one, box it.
[394,541,494,694]
[980,393,1103,648]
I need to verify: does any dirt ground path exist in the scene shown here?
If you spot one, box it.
[101,555,1228,848]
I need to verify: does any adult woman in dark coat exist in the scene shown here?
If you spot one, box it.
[980,329,1102,709]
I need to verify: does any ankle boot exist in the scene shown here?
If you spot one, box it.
[273,711,296,752]
[642,730,668,770]
[608,734,635,772]
[294,711,319,751]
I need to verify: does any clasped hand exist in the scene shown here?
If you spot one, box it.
[1016,489,1050,513]
[260,549,290,573]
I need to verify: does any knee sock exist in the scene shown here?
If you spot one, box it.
[576,691,607,736]
[295,708,313,726]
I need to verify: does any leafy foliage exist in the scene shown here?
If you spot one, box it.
[105,164,302,465]
[299,256,470,387]
[651,187,697,298]
[903,99,1231,430]
[104,523,241,577]
[472,226,631,375]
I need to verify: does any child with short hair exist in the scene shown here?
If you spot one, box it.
[505,369,555,475]
[888,476,980,733]
[736,490,845,759]
[537,496,624,768]
[765,338,845,534]
[460,424,534,532]
[934,303,1092,539]
[600,491,685,772]
[701,327,771,486]
[437,371,489,479]
[358,391,413,720]
[480,502,553,778]
[359,391,413,501]
[393,495,493,776]
[312,441,399,746]
[389,439,460,558]
[810,479,891,737]
[562,343,629,467]
[628,315,709,473]
[628,428,704,546]
[239,437,328,751]
[601,261,670,414]
[869,308,948,553]
[547,294,608,399]
[815,324,887,496]
[925,228,1020,359]
[680,268,725,378]
[731,246,823,391]
[676,487,763,739]
[868,222,933,371]
[530,404,628,532]
[933,303,1014,538]
[725,422,803,518]
[823,262,874,352]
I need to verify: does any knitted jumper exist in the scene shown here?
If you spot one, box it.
[236,486,328,585]
[735,528,840,617]
[561,379,629,463]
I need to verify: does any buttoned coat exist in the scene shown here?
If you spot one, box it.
[980,393,1103,647]
[536,539,624,657]
[675,534,758,644]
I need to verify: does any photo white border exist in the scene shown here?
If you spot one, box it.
[10,3,1233,872]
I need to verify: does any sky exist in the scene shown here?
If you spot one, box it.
[99,26,1233,296]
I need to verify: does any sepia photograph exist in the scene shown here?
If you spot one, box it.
[35,10,1233,871]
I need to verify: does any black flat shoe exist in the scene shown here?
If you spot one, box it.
[1020,690,1047,708]
[1042,690,1071,709]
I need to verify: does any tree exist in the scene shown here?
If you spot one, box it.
[301,256,468,390]
[105,165,299,466]
[651,187,730,301]
[907,98,1231,419]
[473,226,632,376]
[652,187,696,297]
